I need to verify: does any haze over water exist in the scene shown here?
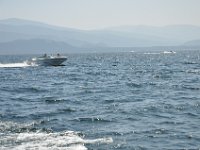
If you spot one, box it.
[0,50,200,149]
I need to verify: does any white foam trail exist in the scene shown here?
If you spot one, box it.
[0,121,113,150]
[0,61,36,68]
[1,132,113,150]
[144,51,176,55]
[144,52,160,55]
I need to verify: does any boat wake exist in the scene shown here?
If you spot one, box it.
[1,132,112,150]
[0,61,36,68]
[0,121,113,150]
[144,51,176,55]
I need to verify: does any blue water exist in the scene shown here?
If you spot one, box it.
[0,50,200,149]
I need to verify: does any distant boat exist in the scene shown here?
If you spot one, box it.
[28,54,67,66]
[163,51,176,54]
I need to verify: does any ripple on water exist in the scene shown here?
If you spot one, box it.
[2,86,47,94]
[44,98,66,104]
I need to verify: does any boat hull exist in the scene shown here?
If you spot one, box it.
[31,57,67,66]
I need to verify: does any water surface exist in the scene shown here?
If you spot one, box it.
[0,50,200,149]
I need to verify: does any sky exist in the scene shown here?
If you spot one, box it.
[0,0,200,30]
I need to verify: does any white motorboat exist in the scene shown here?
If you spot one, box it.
[28,54,67,66]
[163,51,176,54]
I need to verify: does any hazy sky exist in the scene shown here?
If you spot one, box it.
[0,0,200,29]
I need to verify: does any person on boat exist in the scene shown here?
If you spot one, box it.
[43,53,47,57]
[57,53,60,57]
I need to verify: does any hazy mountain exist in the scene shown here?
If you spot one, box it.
[0,39,78,55]
[0,18,200,54]
[183,39,200,46]
[106,25,200,42]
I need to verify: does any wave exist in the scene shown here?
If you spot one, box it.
[0,121,113,150]
[73,117,112,123]
[186,69,200,74]
[1,132,113,150]
[44,98,66,104]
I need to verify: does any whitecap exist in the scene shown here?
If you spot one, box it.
[1,131,113,150]
[0,121,113,150]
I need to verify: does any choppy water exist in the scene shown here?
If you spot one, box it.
[0,50,200,150]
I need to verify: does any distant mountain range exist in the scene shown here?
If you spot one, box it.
[0,18,200,54]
